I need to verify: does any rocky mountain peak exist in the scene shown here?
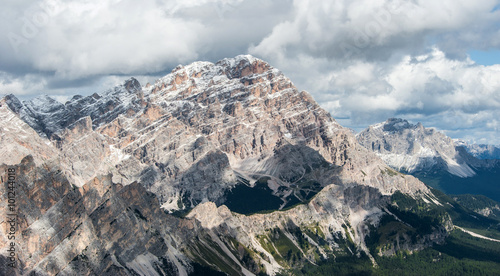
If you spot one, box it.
[0,55,455,276]
[124,77,142,93]
[367,118,426,134]
[2,93,23,113]
[381,118,415,132]
[358,118,475,177]
[148,55,281,103]
[100,77,143,100]
[26,94,65,114]
[217,54,271,79]
[455,141,500,160]
[1,57,430,203]
[3,78,145,139]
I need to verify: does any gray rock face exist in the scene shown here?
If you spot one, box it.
[454,146,500,170]
[4,78,144,139]
[0,98,59,166]
[0,156,195,276]
[357,118,475,177]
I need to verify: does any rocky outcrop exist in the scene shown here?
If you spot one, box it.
[4,78,144,139]
[0,156,195,276]
[0,99,59,166]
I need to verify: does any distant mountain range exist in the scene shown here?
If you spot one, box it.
[1,56,499,275]
[455,141,500,160]
[357,118,500,202]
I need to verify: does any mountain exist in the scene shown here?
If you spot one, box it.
[455,141,500,160]
[3,78,144,139]
[1,56,500,275]
[357,118,500,201]
[356,118,475,177]
[5,56,424,209]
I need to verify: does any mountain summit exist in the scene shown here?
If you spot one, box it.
[358,118,500,203]
[1,56,481,275]
[357,118,475,177]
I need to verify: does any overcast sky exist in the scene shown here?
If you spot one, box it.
[1,0,500,144]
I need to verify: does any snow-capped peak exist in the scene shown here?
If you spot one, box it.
[455,141,500,160]
[216,54,262,68]
[358,118,475,177]
[2,78,145,138]
[26,94,64,114]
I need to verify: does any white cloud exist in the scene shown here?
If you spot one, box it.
[0,0,499,144]
[251,0,500,61]
[324,48,500,144]
[33,1,206,78]
[1,0,291,78]
[0,73,47,96]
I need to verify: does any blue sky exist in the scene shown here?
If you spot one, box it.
[0,0,499,145]
[469,50,500,65]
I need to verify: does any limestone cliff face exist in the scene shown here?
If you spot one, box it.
[0,99,59,166]
[0,55,447,275]
[1,156,195,276]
